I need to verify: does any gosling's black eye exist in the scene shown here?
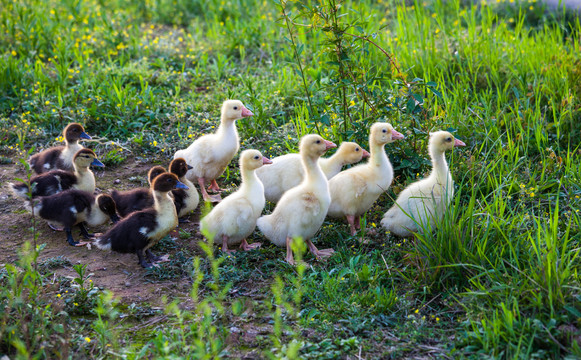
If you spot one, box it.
[447,137,452,142]
[355,148,360,151]
[254,155,259,160]
[233,106,238,110]
[167,178,172,182]
[382,129,387,133]
[316,140,321,144]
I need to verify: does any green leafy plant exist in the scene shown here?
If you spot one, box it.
[65,264,100,316]
[100,147,127,167]
[0,243,72,358]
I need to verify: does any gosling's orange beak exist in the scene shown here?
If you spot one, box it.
[391,129,405,140]
[324,140,337,150]
[454,139,466,147]
[262,156,272,165]
[241,106,254,117]
[361,149,370,158]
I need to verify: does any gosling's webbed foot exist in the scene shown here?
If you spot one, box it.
[315,248,335,259]
[207,179,222,193]
[286,254,296,266]
[285,237,296,265]
[240,239,262,251]
[306,239,335,261]
[221,235,235,254]
[346,215,358,236]
[203,193,222,203]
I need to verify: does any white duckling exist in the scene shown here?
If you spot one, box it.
[174,100,253,202]
[256,142,370,203]
[257,134,336,265]
[327,123,404,236]
[200,149,272,253]
[381,131,466,237]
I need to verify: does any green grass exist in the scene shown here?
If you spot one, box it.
[1,0,581,358]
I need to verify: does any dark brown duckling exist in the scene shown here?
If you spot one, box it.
[96,173,188,268]
[29,123,92,174]
[168,158,199,222]
[11,149,104,199]
[26,190,119,246]
[110,165,166,218]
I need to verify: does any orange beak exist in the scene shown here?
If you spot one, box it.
[324,140,337,150]
[361,149,370,158]
[391,129,405,140]
[454,139,466,147]
[262,156,272,165]
[241,106,254,117]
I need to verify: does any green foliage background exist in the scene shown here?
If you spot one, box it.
[1,0,581,358]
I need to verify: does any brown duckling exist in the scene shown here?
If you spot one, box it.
[11,149,104,199]
[168,158,199,222]
[26,190,119,246]
[29,123,92,174]
[96,173,188,268]
[110,165,166,218]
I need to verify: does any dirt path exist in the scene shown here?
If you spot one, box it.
[0,159,204,305]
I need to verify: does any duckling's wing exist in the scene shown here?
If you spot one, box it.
[275,192,322,230]
[112,188,153,217]
[294,192,326,233]
[101,210,158,253]
[37,190,92,227]
[32,170,77,197]
[331,171,368,201]
[233,199,255,228]
[192,135,219,165]
[29,146,65,174]
[210,197,254,234]
[300,192,322,215]
[129,190,154,213]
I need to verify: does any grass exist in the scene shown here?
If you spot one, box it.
[1,0,581,358]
